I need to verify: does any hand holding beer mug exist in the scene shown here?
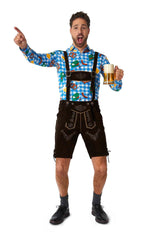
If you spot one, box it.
[103,64,115,85]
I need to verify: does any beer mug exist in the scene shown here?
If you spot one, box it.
[104,64,114,85]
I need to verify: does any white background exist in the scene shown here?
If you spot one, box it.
[0,0,160,237]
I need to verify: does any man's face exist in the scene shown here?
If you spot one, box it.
[70,18,90,49]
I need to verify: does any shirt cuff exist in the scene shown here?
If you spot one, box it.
[19,44,30,53]
[109,80,122,91]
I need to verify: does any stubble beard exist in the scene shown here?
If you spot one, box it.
[72,36,88,49]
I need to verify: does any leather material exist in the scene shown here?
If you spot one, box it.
[53,101,109,159]
[70,71,92,81]
[50,205,70,225]
[92,204,109,224]
[84,110,96,129]
[65,110,77,129]
[72,104,88,112]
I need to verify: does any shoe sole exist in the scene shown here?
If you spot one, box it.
[50,212,70,225]
[92,211,109,224]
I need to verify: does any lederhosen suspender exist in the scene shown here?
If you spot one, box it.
[64,51,98,102]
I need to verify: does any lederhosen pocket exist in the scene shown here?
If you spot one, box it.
[84,109,96,129]
[65,109,78,130]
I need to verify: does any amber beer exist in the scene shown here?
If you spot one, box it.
[104,64,114,85]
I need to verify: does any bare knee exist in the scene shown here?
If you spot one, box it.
[56,158,71,177]
[95,164,107,177]
[56,164,67,177]
[92,157,107,177]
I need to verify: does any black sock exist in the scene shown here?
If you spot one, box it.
[92,192,102,205]
[60,194,69,207]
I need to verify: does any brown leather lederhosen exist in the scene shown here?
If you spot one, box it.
[53,51,109,159]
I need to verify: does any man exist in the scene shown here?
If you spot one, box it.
[14,11,124,225]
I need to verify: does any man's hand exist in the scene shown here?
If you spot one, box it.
[114,66,124,81]
[14,27,27,49]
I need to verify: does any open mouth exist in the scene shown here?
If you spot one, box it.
[77,35,83,44]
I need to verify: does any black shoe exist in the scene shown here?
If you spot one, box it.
[92,204,109,224]
[49,205,70,225]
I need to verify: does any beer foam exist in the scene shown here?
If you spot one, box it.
[104,64,114,73]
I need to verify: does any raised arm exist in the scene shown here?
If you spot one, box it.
[14,27,59,67]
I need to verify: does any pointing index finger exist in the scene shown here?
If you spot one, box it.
[14,27,23,35]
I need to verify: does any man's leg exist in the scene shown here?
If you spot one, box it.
[50,158,71,225]
[92,156,107,195]
[56,158,71,197]
[91,156,109,224]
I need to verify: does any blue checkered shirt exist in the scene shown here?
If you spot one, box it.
[21,44,122,101]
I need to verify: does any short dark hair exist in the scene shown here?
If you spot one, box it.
[70,11,90,28]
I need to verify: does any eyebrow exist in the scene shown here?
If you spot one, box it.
[73,24,87,27]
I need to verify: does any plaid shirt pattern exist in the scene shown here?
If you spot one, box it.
[21,44,122,101]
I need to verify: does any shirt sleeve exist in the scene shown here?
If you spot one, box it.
[100,54,122,92]
[20,45,59,67]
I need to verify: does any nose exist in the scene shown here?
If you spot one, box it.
[78,27,82,34]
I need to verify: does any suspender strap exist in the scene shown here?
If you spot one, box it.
[64,51,71,101]
[64,51,70,74]
[92,52,98,73]
[63,51,98,102]
[91,52,98,101]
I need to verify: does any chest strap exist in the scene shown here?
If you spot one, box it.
[64,51,98,102]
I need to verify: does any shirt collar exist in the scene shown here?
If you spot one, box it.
[69,44,91,53]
